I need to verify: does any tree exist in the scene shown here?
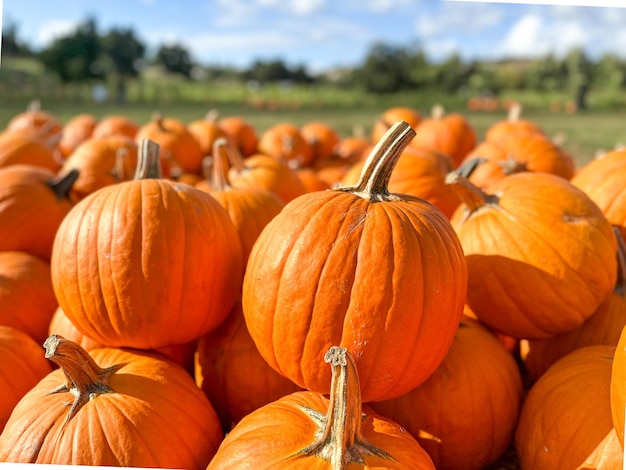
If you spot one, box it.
[39,18,104,84]
[565,47,593,111]
[1,20,32,57]
[102,28,146,102]
[352,42,416,93]
[155,43,194,78]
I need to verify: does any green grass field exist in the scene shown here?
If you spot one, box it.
[1,98,625,170]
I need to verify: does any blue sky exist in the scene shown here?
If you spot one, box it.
[3,0,626,72]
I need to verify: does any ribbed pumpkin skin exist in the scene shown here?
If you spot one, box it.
[0,347,222,468]
[207,391,435,469]
[611,323,626,447]
[369,316,523,470]
[515,345,616,470]
[243,190,467,403]
[572,148,626,241]
[51,179,243,349]
[450,172,617,339]
[0,326,52,433]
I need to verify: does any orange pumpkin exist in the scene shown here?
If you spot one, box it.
[243,122,467,402]
[188,110,228,157]
[257,122,314,168]
[516,345,620,470]
[218,115,259,158]
[51,140,243,349]
[196,302,302,431]
[410,105,476,168]
[5,100,63,143]
[58,113,98,158]
[371,106,422,144]
[0,335,223,468]
[207,346,435,469]
[484,103,546,142]
[572,147,626,242]
[0,132,61,172]
[611,319,626,447]
[370,316,523,470]
[522,227,626,380]
[91,114,140,140]
[135,114,204,174]
[59,135,139,202]
[0,251,58,344]
[447,172,617,339]
[300,121,341,162]
[0,165,78,261]
[0,326,53,433]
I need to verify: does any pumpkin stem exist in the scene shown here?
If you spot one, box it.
[211,138,231,191]
[431,104,445,120]
[205,109,220,122]
[152,112,167,133]
[299,346,393,469]
[43,335,123,423]
[508,102,522,122]
[28,99,42,113]
[337,121,415,202]
[112,147,129,182]
[134,139,163,180]
[48,169,79,201]
[614,227,626,296]
[445,172,499,213]
[221,138,246,174]
[455,157,488,179]
[500,155,527,175]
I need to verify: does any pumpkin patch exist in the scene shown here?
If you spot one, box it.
[1,104,625,469]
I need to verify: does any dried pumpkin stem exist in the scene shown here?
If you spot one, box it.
[221,138,247,174]
[338,121,415,202]
[300,346,392,469]
[43,335,122,423]
[445,172,498,213]
[49,169,79,201]
[134,139,163,179]
[210,138,231,191]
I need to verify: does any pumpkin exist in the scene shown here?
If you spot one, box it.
[611,317,626,447]
[296,167,332,192]
[0,131,61,172]
[243,122,467,402]
[484,102,546,142]
[516,345,620,470]
[207,345,435,469]
[51,140,243,349]
[447,171,617,339]
[0,251,58,344]
[409,105,476,168]
[0,165,78,261]
[572,147,626,242]
[369,316,523,470]
[218,115,259,158]
[257,122,314,168]
[196,139,285,266]
[300,121,341,162]
[58,113,98,158]
[5,100,63,143]
[59,135,139,202]
[188,110,228,157]
[371,106,422,144]
[0,326,53,433]
[91,114,140,140]
[521,227,626,381]
[135,114,204,174]
[0,335,222,468]
[195,301,302,431]
[227,146,307,204]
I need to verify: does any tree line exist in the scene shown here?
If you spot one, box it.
[3,17,625,107]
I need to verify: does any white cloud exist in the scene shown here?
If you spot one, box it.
[498,14,546,57]
[423,37,461,61]
[361,0,414,12]
[254,0,327,15]
[36,19,80,46]
[415,2,504,38]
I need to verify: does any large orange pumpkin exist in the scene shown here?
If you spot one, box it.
[447,171,617,339]
[257,122,314,168]
[610,319,626,447]
[58,113,98,158]
[516,345,620,470]
[369,315,523,470]
[5,100,63,143]
[188,110,228,157]
[51,140,243,349]
[218,115,259,158]
[0,326,53,433]
[0,335,222,468]
[207,346,436,469]
[371,106,422,144]
[0,131,61,172]
[243,122,467,402]
[91,114,140,140]
[0,165,78,261]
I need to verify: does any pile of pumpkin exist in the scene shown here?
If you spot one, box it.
[1,99,626,470]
